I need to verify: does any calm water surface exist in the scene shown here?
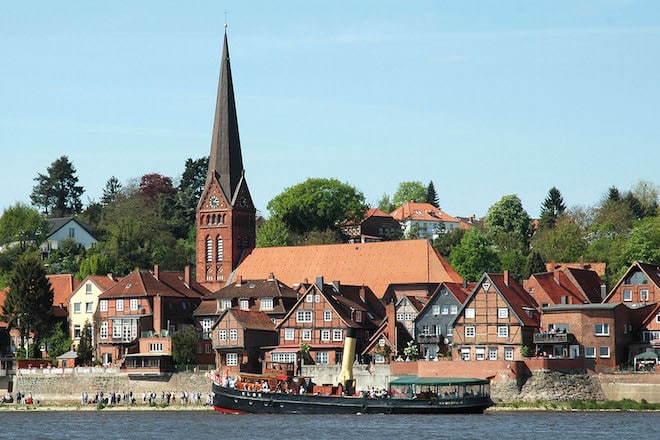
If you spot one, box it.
[1,411,657,440]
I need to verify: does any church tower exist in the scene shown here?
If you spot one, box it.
[196,31,256,291]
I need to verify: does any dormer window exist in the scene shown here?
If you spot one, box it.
[260,298,273,311]
[221,299,231,310]
[354,311,363,322]
[240,299,249,310]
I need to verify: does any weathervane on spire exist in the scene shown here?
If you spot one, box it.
[224,11,228,30]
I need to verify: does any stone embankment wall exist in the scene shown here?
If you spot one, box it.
[491,371,605,402]
[13,368,212,404]
[599,373,660,403]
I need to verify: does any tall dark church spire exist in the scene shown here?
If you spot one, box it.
[209,31,244,203]
[197,30,256,291]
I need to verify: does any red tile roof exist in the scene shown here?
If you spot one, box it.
[545,262,606,277]
[99,269,207,299]
[442,281,474,304]
[233,239,462,298]
[343,208,395,226]
[85,274,118,291]
[390,202,459,224]
[563,268,605,303]
[487,273,539,327]
[226,308,276,331]
[0,287,7,329]
[47,274,80,307]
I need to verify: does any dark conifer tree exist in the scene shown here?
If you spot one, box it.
[426,181,440,208]
[538,187,566,230]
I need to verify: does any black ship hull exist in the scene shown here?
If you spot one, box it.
[212,383,493,415]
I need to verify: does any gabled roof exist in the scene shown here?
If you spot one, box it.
[222,308,276,332]
[361,318,396,355]
[99,269,206,299]
[441,282,473,305]
[343,208,395,227]
[390,202,459,223]
[563,267,605,303]
[47,274,80,307]
[82,274,118,292]
[527,271,587,305]
[397,295,427,313]
[232,239,462,297]
[545,262,606,277]
[47,217,94,237]
[381,282,440,305]
[457,273,539,328]
[157,271,211,298]
[604,261,660,302]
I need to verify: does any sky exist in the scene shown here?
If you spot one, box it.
[2,1,659,219]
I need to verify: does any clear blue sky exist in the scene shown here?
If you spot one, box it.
[2,1,659,219]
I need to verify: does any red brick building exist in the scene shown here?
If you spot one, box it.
[524,267,605,308]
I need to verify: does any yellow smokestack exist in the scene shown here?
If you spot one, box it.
[337,328,357,393]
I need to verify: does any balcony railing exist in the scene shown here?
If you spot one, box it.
[642,331,660,342]
[534,333,568,344]
[418,334,443,344]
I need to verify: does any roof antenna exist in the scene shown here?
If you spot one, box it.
[224,11,228,31]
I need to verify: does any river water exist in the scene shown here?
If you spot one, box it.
[1,410,657,440]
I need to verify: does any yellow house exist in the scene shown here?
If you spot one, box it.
[68,274,117,350]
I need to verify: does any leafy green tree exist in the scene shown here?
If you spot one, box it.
[620,215,660,265]
[1,254,54,356]
[76,321,94,366]
[392,181,427,207]
[152,239,195,270]
[30,155,84,217]
[0,203,49,249]
[532,217,587,263]
[524,249,547,278]
[432,227,466,259]
[377,194,395,214]
[484,195,533,251]
[631,180,659,218]
[101,176,123,205]
[256,217,291,247]
[499,249,527,283]
[172,327,200,366]
[165,157,210,241]
[449,229,501,282]
[426,181,440,208]
[77,253,113,280]
[43,321,73,362]
[294,228,345,246]
[538,187,566,231]
[45,236,85,274]
[267,178,367,235]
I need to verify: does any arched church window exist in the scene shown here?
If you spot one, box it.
[216,237,223,262]
[206,236,212,263]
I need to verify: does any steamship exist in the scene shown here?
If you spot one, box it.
[211,329,493,415]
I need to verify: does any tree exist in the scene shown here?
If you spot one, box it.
[295,228,345,246]
[166,157,210,240]
[524,249,547,279]
[631,180,659,218]
[139,173,176,202]
[620,215,660,265]
[101,176,123,205]
[377,194,395,214]
[432,227,466,259]
[1,254,54,356]
[538,187,566,230]
[484,195,533,251]
[76,321,94,366]
[30,155,84,217]
[425,181,440,208]
[43,322,73,362]
[256,217,291,247]
[77,253,113,280]
[267,178,367,235]
[0,203,49,249]
[172,327,200,366]
[532,217,587,263]
[178,157,209,201]
[392,181,427,207]
[449,229,501,282]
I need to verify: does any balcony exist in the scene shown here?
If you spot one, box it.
[418,334,443,344]
[642,331,660,344]
[534,333,568,344]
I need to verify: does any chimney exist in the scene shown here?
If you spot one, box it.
[268,272,275,281]
[184,265,191,286]
[316,276,324,290]
[153,264,159,280]
[107,273,114,281]
[600,284,607,299]
[359,286,366,303]
[236,275,243,286]
[462,279,468,289]
[332,280,341,291]
[503,270,509,286]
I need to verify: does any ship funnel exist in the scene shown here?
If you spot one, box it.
[337,327,357,395]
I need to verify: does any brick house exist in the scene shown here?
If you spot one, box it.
[341,208,402,243]
[524,267,605,308]
[414,281,473,360]
[269,277,384,368]
[210,308,278,375]
[452,272,540,362]
[95,266,208,370]
[192,275,299,367]
[538,303,656,371]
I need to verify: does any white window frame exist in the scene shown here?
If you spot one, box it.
[301,329,312,341]
[465,308,475,319]
[73,302,81,314]
[100,300,108,312]
[74,324,81,339]
[585,346,596,358]
[260,298,273,311]
[488,347,498,360]
[475,347,485,361]
[218,329,227,341]
[461,348,470,361]
[116,299,124,311]
[623,289,632,302]
[450,305,458,315]
[594,323,610,336]
[296,310,313,323]
[432,305,440,316]
[112,319,122,338]
[504,347,514,361]
[85,302,93,313]
[320,329,331,342]
[229,329,238,341]
[324,310,332,322]
[226,353,238,366]
[404,313,413,321]
[85,283,93,294]
[446,324,453,336]
[332,329,343,341]
[130,298,139,311]
[497,326,509,338]
[640,289,649,301]
[221,299,231,310]
[598,346,610,358]
[441,305,449,315]
[354,311,363,322]
[465,326,475,338]
[498,308,509,319]
[100,321,108,340]
[306,294,313,302]
[316,352,328,365]
[240,299,249,310]
[396,312,404,321]
[284,328,295,341]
